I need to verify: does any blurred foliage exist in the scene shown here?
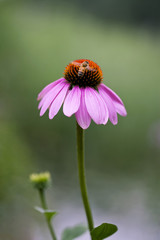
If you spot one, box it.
[70,0,160,27]
[0,121,34,240]
[23,0,160,27]
[0,2,160,240]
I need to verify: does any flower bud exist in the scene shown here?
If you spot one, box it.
[30,172,51,190]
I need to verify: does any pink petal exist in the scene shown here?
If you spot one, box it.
[63,86,81,117]
[75,88,91,129]
[39,81,65,116]
[38,79,66,110]
[49,82,70,119]
[100,83,127,116]
[37,78,65,101]
[85,87,108,125]
[98,85,118,125]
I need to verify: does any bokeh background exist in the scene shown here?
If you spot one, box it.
[0,0,160,239]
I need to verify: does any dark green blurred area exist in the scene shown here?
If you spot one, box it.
[0,1,160,240]
[20,0,160,27]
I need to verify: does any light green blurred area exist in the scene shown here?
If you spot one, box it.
[0,2,160,240]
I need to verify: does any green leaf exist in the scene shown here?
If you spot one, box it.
[61,224,87,240]
[91,223,118,240]
[34,206,57,221]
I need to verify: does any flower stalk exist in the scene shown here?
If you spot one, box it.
[38,188,57,240]
[76,122,94,238]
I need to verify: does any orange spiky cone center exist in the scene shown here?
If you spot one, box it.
[64,59,103,88]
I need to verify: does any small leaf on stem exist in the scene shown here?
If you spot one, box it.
[61,224,87,240]
[91,223,118,240]
[35,206,57,221]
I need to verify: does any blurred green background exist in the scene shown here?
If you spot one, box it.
[0,1,160,240]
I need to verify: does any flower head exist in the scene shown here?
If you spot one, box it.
[30,172,51,190]
[37,59,127,129]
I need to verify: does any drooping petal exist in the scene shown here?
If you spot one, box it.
[75,88,91,129]
[38,79,66,110]
[85,87,108,125]
[49,82,70,119]
[63,86,81,117]
[37,78,65,100]
[98,85,118,125]
[39,81,65,116]
[100,83,127,116]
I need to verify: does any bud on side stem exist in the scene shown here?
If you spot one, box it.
[30,172,51,190]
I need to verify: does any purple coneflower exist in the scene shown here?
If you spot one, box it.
[37,59,127,129]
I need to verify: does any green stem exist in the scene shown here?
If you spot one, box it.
[76,122,94,238]
[39,189,57,240]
